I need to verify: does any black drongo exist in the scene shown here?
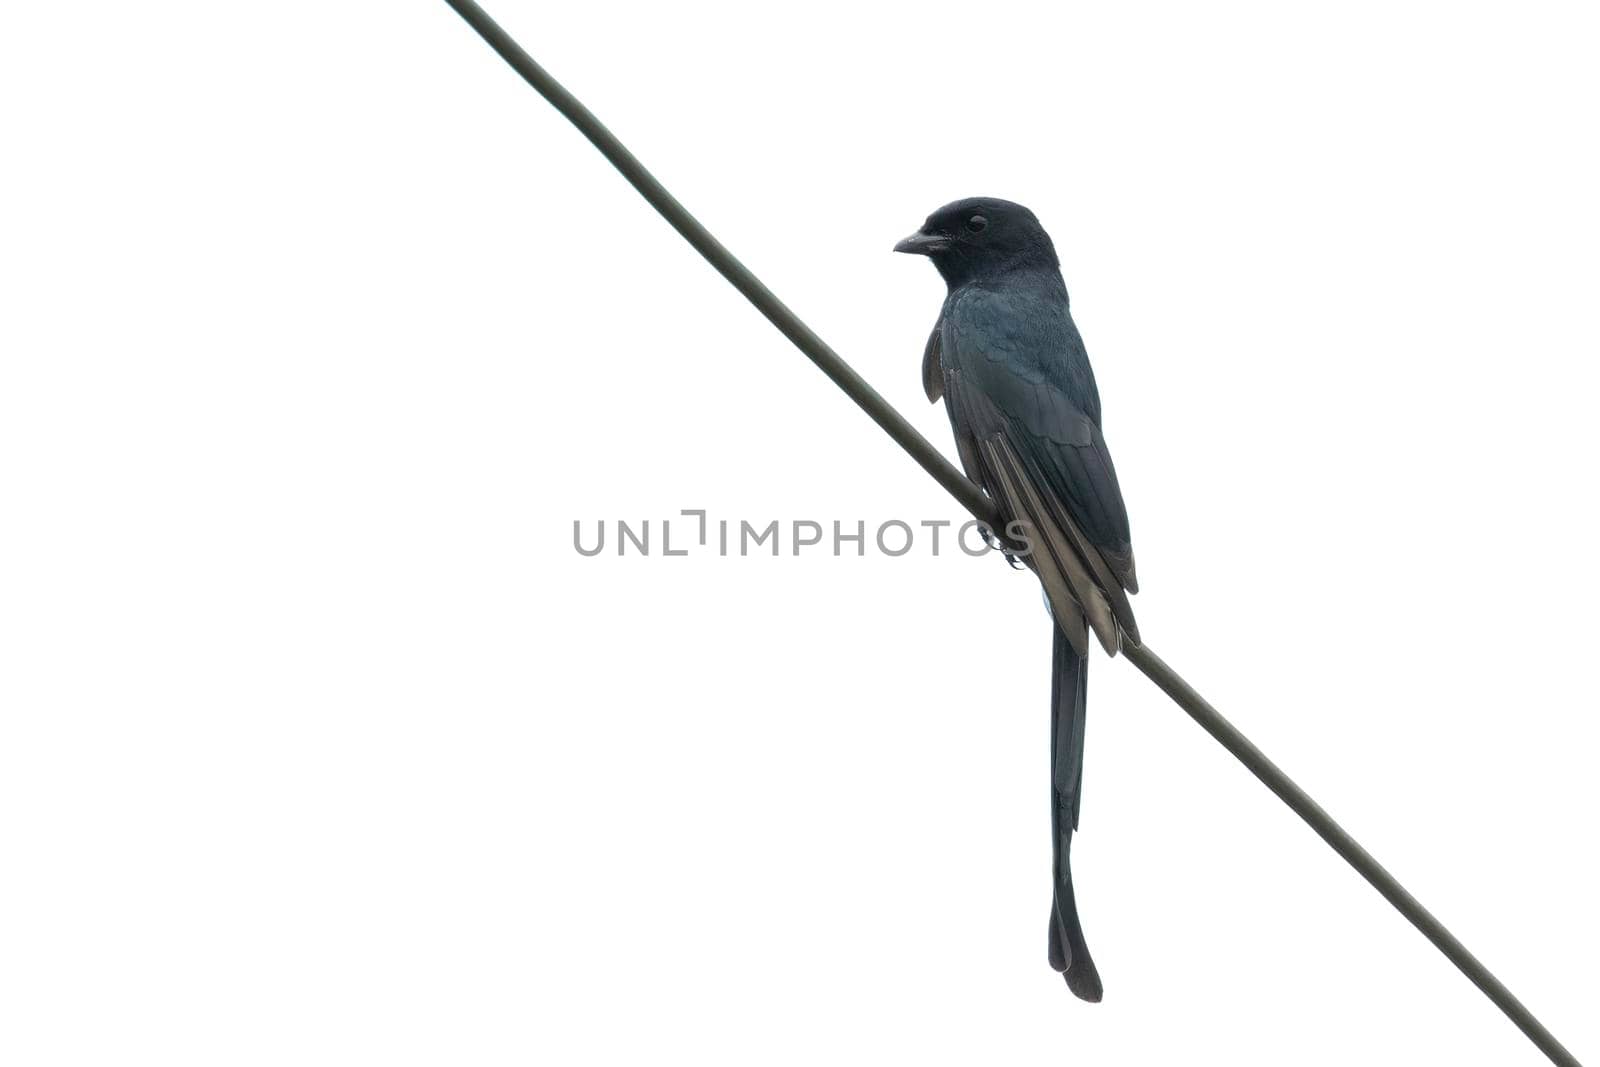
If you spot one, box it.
[897,198,1139,1002]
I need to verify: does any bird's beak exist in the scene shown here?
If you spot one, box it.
[894,230,950,256]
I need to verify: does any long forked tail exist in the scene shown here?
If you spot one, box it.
[1048,623,1103,1001]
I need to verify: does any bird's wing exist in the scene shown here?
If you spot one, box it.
[1007,386,1139,597]
[921,326,944,403]
[936,306,1139,646]
[943,368,1133,652]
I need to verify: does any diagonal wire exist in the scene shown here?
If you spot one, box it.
[437,3,1583,1064]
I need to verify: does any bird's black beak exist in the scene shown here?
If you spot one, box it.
[894,230,950,256]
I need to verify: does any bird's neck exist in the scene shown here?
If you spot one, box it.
[942,260,1066,297]
[938,247,1061,290]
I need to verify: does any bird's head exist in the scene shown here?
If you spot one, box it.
[894,197,1059,286]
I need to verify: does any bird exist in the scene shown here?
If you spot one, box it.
[896,197,1138,1002]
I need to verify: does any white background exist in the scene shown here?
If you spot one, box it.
[2,2,1596,1064]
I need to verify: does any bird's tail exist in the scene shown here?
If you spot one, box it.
[1047,622,1102,1001]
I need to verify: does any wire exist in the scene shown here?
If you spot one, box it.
[1125,642,1579,1066]
[435,1,996,525]
[439,3,1583,1064]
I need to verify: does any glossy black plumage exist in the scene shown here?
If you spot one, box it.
[898,198,1138,1001]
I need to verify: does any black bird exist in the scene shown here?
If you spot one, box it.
[896,198,1138,1002]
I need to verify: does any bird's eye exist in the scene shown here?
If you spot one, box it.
[965,215,988,233]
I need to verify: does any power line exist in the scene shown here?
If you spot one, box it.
[438,4,1582,1064]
